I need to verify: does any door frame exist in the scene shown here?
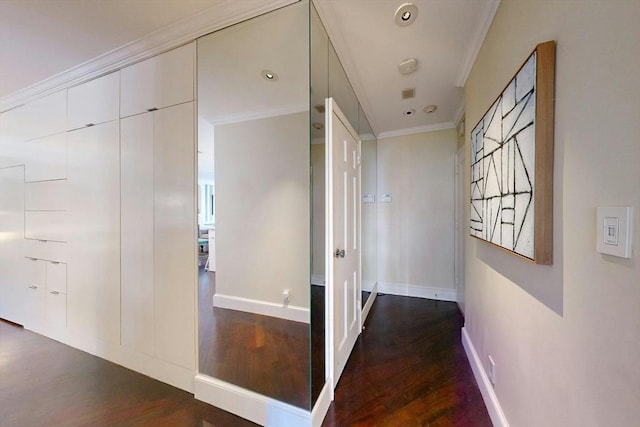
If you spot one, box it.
[324,97,362,397]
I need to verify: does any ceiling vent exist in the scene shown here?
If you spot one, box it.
[401,88,415,99]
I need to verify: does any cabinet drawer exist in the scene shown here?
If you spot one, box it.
[24,133,67,182]
[24,239,68,263]
[24,277,47,334]
[68,72,120,130]
[25,180,68,211]
[46,290,67,340]
[120,43,194,117]
[46,261,67,294]
[25,211,68,242]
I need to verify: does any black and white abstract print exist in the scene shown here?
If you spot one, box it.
[470,52,536,259]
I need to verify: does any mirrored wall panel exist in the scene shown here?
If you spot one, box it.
[197,0,311,409]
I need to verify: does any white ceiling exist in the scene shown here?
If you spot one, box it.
[0,0,498,137]
[0,0,221,98]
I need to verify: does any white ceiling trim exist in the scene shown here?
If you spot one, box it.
[454,0,501,88]
[207,103,308,126]
[378,122,455,140]
[0,0,296,113]
[312,0,379,135]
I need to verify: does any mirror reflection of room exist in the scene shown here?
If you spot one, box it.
[197,1,311,409]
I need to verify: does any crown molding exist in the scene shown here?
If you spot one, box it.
[454,0,501,88]
[377,122,456,140]
[0,0,296,113]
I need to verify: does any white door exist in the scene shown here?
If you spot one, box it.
[326,98,361,392]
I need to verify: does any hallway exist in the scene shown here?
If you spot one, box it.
[0,295,489,426]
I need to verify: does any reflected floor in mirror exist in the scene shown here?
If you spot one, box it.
[198,267,311,408]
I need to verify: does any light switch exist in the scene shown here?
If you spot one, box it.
[597,207,633,258]
[380,193,392,203]
[363,193,375,203]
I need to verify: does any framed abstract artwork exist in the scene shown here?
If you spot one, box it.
[470,41,555,265]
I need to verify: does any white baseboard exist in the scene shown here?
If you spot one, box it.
[377,282,457,302]
[361,282,378,324]
[213,293,309,324]
[461,327,510,427]
[195,374,313,426]
[95,339,195,392]
[311,381,332,427]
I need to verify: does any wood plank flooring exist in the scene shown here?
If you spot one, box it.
[1,291,490,426]
[322,294,492,426]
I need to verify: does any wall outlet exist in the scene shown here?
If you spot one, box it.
[282,289,290,307]
[488,355,496,386]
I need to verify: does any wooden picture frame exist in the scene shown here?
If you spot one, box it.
[470,41,555,265]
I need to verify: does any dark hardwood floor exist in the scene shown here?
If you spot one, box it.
[1,290,490,426]
[0,319,257,427]
[322,294,492,427]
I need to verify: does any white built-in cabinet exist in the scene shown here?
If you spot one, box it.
[0,166,26,325]
[0,41,196,390]
[120,43,195,118]
[121,102,195,370]
[67,120,121,347]
[67,72,120,130]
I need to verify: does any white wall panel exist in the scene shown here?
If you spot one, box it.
[153,102,195,370]
[68,71,120,130]
[120,43,195,118]
[0,106,28,168]
[120,112,155,356]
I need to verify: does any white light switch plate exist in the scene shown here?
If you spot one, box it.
[380,193,392,203]
[596,206,633,258]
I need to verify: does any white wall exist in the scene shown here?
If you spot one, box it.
[215,112,310,311]
[464,1,640,426]
[377,128,457,300]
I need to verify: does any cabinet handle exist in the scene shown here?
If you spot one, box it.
[39,240,47,243]
[50,291,60,295]
[85,123,95,127]
[29,257,38,261]
[50,261,60,265]
[28,285,38,289]
[147,107,158,112]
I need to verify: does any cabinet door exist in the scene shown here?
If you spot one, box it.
[24,133,67,182]
[68,72,120,130]
[47,261,67,294]
[0,106,28,168]
[23,90,67,141]
[120,43,195,118]
[0,166,26,325]
[154,102,195,369]
[120,112,155,355]
[67,121,120,345]
[24,211,68,242]
[25,180,68,211]
[24,258,47,333]
[46,289,67,341]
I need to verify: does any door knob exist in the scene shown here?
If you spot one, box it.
[335,249,345,258]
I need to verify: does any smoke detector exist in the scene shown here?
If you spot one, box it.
[398,58,418,75]
[395,3,418,27]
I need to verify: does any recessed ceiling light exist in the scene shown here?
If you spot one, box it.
[423,105,438,114]
[395,3,418,27]
[261,70,278,81]
[312,122,324,130]
[403,109,415,116]
[398,58,418,75]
